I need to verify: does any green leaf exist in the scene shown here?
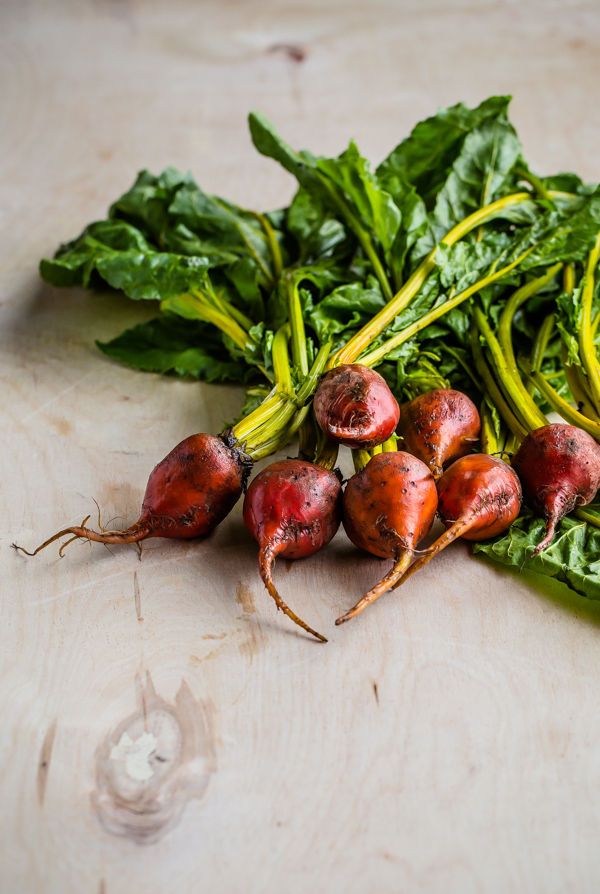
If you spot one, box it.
[434,115,522,230]
[96,251,212,301]
[412,112,523,260]
[96,315,253,383]
[110,167,282,283]
[287,187,349,262]
[375,343,451,403]
[244,322,275,379]
[40,220,155,288]
[308,277,386,345]
[40,215,269,306]
[248,111,327,199]
[249,112,398,297]
[510,189,600,270]
[167,184,276,282]
[109,167,195,246]
[556,283,585,366]
[316,142,400,253]
[296,261,353,294]
[541,172,596,196]
[250,113,391,245]
[376,176,430,281]
[224,258,265,321]
[377,95,513,205]
[473,515,600,601]
[370,232,513,348]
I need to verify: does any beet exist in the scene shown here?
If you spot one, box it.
[512,423,600,556]
[313,364,400,450]
[243,459,342,642]
[397,388,481,478]
[394,454,522,589]
[336,452,438,624]
[14,431,252,555]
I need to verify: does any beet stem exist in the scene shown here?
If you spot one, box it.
[391,517,476,591]
[336,550,411,625]
[12,519,152,557]
[259,544,327,643]
[329,192,533,368]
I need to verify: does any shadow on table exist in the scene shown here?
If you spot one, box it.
[476,552,600,630]
[1,276,158,356]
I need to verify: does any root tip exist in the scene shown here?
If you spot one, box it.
[335,613,352,626]
[529,519,557,560]
[260,545,328,643]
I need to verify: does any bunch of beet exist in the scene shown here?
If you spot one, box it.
[240,362,399,639]
[335,388,519,623]
[14,363,600,641]
[337,451,522,624]
[338,419,600,626]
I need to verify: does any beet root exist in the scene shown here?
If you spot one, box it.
[313,364,400,450]
[336,452,438,624]
[13,431,252,556]
[397,388,481,478]
[393,453,522,590]
[512,423,600,556]
[243,459,342,642]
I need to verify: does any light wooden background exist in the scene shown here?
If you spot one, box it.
[3,1,600,892]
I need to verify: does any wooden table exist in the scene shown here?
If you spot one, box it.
[3,1,600,891]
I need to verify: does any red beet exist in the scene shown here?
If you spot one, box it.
[13,430,252,555]
[243,459,342,642]
[512,423,600,556]
[313,363,400,450]
[394,453,522,589]
[397,388,481,478]
[336,452,438,624]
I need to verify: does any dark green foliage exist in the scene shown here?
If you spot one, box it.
[96,315,254,383]
[309,278,386,346]
[473,515,600,601]
[377,95,514,205]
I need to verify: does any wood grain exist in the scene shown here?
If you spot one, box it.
[3,1,600,892]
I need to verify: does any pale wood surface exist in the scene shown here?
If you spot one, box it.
[3,2,600,892]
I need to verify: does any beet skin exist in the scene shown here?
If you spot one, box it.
[137,432,249,539]
[14,431,251,554]
[512,423,600,555]
[243,459,342,641]
[336,451,438,624]
[398,388,480,478]
[313,363,400,450]
[393,454,522,592]
[436,454,522,542]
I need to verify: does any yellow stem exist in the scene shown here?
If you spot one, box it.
[579,232,600,413]
[328,192,532,368]
[359,246,535,368]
